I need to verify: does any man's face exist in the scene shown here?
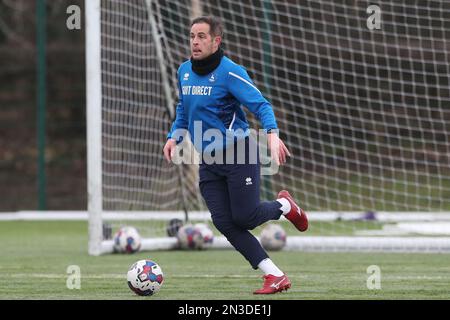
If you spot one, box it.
[190,22,220,60]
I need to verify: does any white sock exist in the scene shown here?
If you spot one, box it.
[277,198,291,215]
[257,258,284,277]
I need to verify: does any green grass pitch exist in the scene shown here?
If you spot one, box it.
[0,221,449,300]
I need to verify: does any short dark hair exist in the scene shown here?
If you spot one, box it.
[191,16,223,38]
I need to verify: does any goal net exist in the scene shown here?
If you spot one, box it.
[86,0,450,255]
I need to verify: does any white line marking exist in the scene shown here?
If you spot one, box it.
[228,72,261,93]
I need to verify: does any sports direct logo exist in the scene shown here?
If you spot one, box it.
[170,122,280,175]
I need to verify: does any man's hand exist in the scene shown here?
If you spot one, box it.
[267,133,291,166]
[163,138,177,163]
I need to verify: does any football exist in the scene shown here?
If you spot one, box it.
[177,224,204,249]
[113,226,142,253]
[127,259,164,296]
[194,223,214,245]
[260,223,287,251]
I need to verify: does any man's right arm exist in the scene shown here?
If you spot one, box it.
[167,72,188,142]
[167,102,188,141]
[164,70,188,163]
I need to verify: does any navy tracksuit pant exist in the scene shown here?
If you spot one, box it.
[199,137,282,269]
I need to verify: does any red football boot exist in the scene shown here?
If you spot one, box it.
[253,274,291,294]
[278,190,308,232]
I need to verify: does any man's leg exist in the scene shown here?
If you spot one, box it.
[199,165,268,269]
[225,136,308,232]
[200,164,292,294]
[225,160,282,230]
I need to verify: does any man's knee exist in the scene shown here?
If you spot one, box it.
[232,214,257,230]
[211,217,236,236]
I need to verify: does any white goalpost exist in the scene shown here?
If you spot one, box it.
[86,0,103,255]
[86,0,450,255]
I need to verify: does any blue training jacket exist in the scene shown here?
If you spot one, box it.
[167,56,278,152]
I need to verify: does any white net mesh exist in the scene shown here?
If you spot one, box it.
[100,0,202,213]
[93,0,450,248]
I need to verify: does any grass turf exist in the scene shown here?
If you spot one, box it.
[0,221,449,300]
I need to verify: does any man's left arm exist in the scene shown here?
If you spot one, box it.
[227,67,291,165]
[226,67,278,133]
